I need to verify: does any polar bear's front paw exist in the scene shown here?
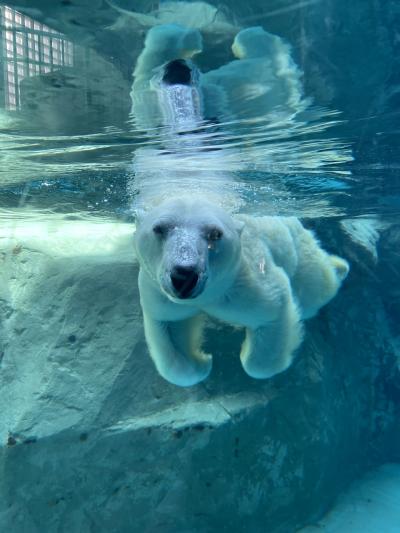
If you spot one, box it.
[240,335,293,379]
[141,312,212,387]
[240,315,303,379]
[240,345,293,379]
[157,350,212,387]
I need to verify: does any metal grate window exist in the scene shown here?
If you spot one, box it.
[0,5,74,110]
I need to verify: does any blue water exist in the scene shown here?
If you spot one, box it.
[1,1,399,532]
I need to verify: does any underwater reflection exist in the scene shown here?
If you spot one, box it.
[0,1,382,222]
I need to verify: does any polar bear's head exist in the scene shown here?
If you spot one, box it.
[134,197,243,301]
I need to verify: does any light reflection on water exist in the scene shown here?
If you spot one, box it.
[0,106,357,221]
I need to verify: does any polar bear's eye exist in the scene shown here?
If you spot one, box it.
[153,223,168,237]
[207,228,223,241]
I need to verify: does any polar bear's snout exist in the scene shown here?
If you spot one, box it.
[167,259,208,300]
[170,265,200,299]
[163,229,208,300]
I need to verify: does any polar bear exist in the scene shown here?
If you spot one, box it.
[134,196,349,386]
[131,23,307,127]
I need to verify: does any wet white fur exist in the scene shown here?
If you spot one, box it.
[134,197,349,386]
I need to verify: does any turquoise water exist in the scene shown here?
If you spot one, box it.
[0,1,399,532]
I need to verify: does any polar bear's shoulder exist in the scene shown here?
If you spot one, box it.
[237,215,301,277]
[235,214,349,319]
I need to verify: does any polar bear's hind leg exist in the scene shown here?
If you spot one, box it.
[331,255,350,281]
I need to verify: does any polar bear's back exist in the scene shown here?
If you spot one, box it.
[238,215,349,318]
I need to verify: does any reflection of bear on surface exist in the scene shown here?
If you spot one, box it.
[202,26,308,121]
[130,24,203,128]
[134,197,349,386]
[130,23,307,127]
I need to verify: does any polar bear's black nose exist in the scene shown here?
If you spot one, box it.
[163,59,192,86]
[170,266,199,299]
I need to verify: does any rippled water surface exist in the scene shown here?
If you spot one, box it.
[0,0,399,224]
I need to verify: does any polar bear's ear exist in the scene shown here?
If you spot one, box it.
[234,219,245,235]
[134,208,146,226]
